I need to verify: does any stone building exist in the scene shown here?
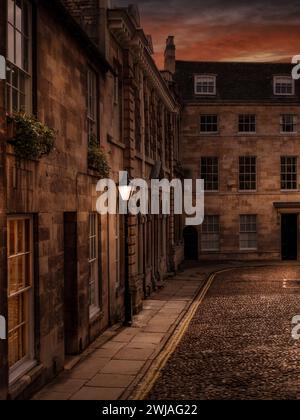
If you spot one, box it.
[0,0,183,400]
[175,59,300,261]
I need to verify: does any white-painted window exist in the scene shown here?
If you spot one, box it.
[240,215,257,251]
[281,156,298,190]
[89,213,99,316]
[280,115,297,133]
[239,114,256,133]
[200,115,218,133]
[87,68,97,139]
[8,216,35,383]
[274,76,295,96]
[201,216,220,252]
[6,0,32,113]
[195,75,216,95]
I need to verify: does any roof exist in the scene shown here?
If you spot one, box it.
[175,61,300,103]
[41,0,113,74]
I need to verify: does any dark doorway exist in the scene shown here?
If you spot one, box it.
[183,226,198,260]
[281,214,298,261]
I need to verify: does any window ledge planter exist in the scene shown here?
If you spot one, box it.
[7,113,56,161]
[88,135,110,179]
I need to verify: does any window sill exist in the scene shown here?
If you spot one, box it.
[9,359,37,386]
[199,132,219,135]
[9,361,44,400]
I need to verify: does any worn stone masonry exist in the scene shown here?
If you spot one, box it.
[0,0,183,400]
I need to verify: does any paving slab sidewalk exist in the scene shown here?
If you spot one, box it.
[33,261,293,400]
[33,267,211,401]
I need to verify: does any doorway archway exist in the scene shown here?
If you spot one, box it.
[183,226,198,260]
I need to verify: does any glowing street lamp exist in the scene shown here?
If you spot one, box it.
[118,174,134,326]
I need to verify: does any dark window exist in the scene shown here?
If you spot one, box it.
[239,156,256,191]
[239,115,256,133]
[281,157,297,190]
[281,115,297,133]
[201,157,219,191]
[200,115,218,133]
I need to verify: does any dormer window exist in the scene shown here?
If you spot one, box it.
[273,76,295,96]
[195,75,216,95]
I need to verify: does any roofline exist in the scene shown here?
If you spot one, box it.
[176,60,293,66]
[36,0,114,74]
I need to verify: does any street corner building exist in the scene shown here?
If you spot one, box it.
[0,0,184,399]
[175,60,300,262]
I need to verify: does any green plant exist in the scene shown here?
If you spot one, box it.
[88,135,110,178]
[7,113,55,161]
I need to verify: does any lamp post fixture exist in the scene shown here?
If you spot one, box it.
[119,179,134,327]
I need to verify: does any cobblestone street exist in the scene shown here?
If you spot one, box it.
[148,265,300,400]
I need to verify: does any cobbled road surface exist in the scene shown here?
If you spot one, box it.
[148,266,300,400]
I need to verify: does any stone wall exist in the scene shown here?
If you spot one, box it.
[182,103,300,260]
[0,0,8,401]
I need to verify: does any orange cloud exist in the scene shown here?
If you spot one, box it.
[140,19,300,68]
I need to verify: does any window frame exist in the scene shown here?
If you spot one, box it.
[87,66,98,141]
[200,114,219,134]
[239,215,258,251]
[6,0,32,114]
[239,156,257,192]
[201,215,220,252]
[194,75,216,96]
[238,114,256,134]
[281,156,298,191]
[7,215,36,384]
[88,212,100,318]
[280,114,298,134]
[200,156,219,192]
[273,76,295,96]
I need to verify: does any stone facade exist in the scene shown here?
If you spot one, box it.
[0,0,183,400]
[176,60,300,261]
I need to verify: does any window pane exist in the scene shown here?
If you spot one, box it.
[8,0,14,24]
[15,0,22,30]
[7,24,15,63]
[8,217,33,369]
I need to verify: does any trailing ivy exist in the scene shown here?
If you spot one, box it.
[88,135,110,178]
[7,113,55,161]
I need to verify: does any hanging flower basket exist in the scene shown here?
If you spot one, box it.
[7,113,56,161]
[88,135,110,178]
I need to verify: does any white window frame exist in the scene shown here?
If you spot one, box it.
[201,216,220,252]
[200,114,219,134]
[238,114,256,134]
[115,214,121,290]
[87,67,97,140]
[89,213,100,318]
[194,75,216,96]
[6,0,32,114]
[240,215,257,251]
[7,215,36,385]
[200,157,219,192]
[273,76,295,96]
[239,156,257,192]
[280,114,298,134]
[281,156,298,191]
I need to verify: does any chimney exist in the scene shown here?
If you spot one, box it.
[164,36,176,74]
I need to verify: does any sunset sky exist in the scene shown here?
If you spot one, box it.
[115,0,300,69]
